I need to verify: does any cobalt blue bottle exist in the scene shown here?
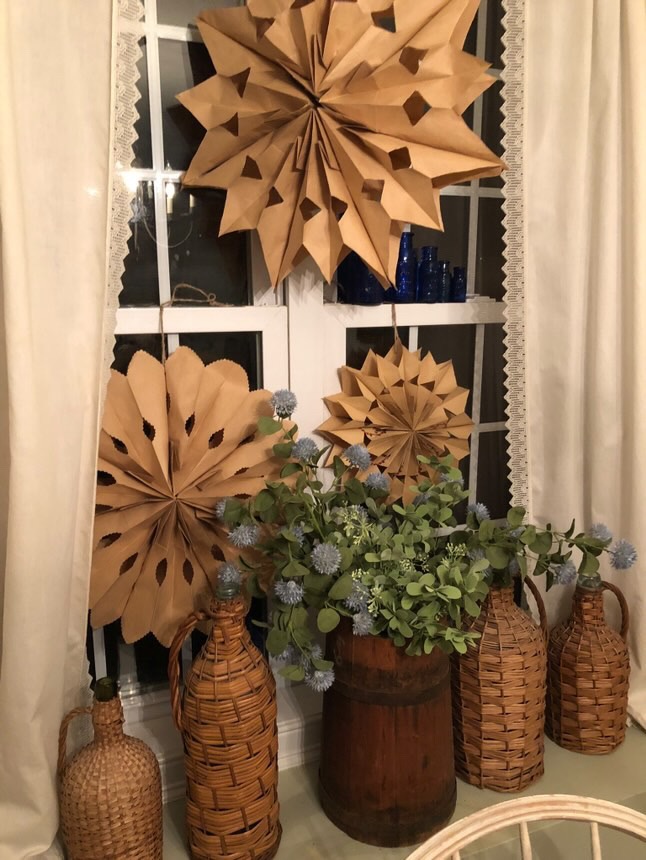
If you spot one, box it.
[393,232,417,303]
[417,246,438,302]
[451,266,467,302]
[438,261,451,302]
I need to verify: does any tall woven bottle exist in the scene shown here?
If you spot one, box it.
[58,678,163,859]
[169,581,281,860]
[451,579,547,792]
[546,581,630,754]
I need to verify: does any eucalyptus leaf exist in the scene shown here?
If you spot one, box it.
[317,607,341,633]
[258,416,282,435]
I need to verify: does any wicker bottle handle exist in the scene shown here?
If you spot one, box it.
[601,580,630,640]
[168,610,208,732]
[58,706,93,777]
[524,576,548,640]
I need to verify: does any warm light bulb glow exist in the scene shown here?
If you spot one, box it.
[165,181,176,199]
[122,171,139,193]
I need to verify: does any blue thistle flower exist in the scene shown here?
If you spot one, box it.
[508,558,520,576]
[275,644,299,664]
[468,502,490,522]
[215,498,230,521]
[345,582,370,612]
[343,444,371,471]
[271,389,297,418]
[509,526,524,539]
[364,472,390,492]
[311,543,342,576]
[274,580,304,605]
[413,491,430,506]
[291,524,306,546]
[609,539,638,570]
[305,668,335,692]
[229,523,260,548]
[588,523,613,543]
[292,437,318,462]
[352,610,374,637]
[552,560,577,585]
[219,562,241,585]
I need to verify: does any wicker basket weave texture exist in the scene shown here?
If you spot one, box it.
[546,581,630,755]
[58,695,163,859]
[169,596,281,860]
[451,580,547,793]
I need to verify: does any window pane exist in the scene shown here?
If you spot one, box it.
[476,431,511,519]
[159,39,215,172]
[412,196,469,273]
[120,180,160,307]
[475,198,504,300]
[178,332,261,390]
[417,325,476,416]
[481,81,504,188]
[346,328,409,369]
[464,13,478,56]
[167,187,250,306]
[112,334,164,373]
[157,0,238,28]
[132,39,152,169]
[481,324,508,423]
[485,0,504,70]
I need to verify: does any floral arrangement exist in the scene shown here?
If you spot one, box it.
[218,391,489,692]
[458,503,637,590]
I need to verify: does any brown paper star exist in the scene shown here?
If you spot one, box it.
[317,339,473,502]
[90,347,287,646]
[178,0,504,287]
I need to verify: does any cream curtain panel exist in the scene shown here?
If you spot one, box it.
[525,1,646,724]
[0,1,132,856]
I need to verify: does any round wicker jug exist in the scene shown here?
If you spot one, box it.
[451,579,547,792]
[58,678,163,860]
[168,584,281,860]
[546,581,630,754]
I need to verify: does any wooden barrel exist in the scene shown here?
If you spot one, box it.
[319,621,456,847]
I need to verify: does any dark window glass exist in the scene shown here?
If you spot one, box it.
[412,196,469,273]
[481,324,508,423]
[346,328,409,369]
[178,332,261,390]
[481,81,504,188]
[159,39,215,172]
[475,198,504,300]
[132,39,152,169]
[417,325,476,416]
[120,180,160,307]
[112,334,164,373]
[464,13,478,56]
[167,187,250,306]
[476,431,511,519]
[485,0,505,69]
[157,0,233,28]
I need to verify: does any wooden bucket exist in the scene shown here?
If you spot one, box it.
[319,621,456,847]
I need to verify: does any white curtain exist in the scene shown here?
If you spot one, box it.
[525,1,646,724]
[0,2,116,857]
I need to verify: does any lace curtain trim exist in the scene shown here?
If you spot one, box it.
[501,0,528,509]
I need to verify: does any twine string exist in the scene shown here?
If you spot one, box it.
[391,302,401,345]
[159,283,231,363]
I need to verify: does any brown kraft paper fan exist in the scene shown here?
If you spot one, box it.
[317,340,473,503]
[90,347,287,646]
[178,0,504,287]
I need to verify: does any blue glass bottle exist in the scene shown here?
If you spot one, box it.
[417,246,439,302]
[438,261,451,302]
[393,232,417,303]
[450,266,467,302]
[336,252,383,305]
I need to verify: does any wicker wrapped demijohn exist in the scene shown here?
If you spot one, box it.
[58,677,163,859]
[169,579,281,860]
[547,580,630,754]
[451,578,547,792]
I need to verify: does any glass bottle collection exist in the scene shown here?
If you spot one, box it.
[337,231,468,306]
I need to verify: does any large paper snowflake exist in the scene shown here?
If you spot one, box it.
[179,0,503,287]
[317,340,473,503]
[90,347,286,646]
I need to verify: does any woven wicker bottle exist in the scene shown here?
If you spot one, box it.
[546,580,630,754]
[451,579,547,792]
[169,581,281,860]
[58,678,163,859]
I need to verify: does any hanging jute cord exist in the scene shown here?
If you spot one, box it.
[391,303,400,345]
[159,283,231,363]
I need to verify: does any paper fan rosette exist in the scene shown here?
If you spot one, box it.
[317,341,473,502]
[178,0,504,287]
[90,347,288,646]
